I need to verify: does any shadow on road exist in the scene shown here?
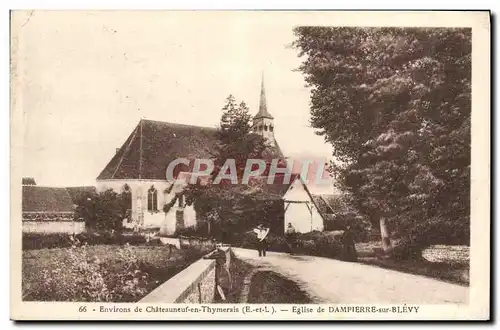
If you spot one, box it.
[247,271,312,304]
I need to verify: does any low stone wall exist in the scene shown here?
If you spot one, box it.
[22,220,85,234]
[140,246,231,303]
[158,236,216,250]
[422,245,470,263]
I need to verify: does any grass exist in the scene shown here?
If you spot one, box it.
[22,244,213,302]
[359,257,469,286]
[355,241,469,286]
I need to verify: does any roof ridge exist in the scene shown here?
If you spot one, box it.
[140,118,218,131]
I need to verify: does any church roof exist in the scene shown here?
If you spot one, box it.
[97,119,218,181]
[97,117,285,181]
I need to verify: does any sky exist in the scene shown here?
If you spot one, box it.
[13,11,334,192]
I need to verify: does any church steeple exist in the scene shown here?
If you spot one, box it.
[254,74,274,120]
[253,73,275,143]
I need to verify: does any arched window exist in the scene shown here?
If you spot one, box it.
[270,125,274,132]
[264,125,268,131]
[259,125,263,131]
[147,186,158,212]
[121,184,132,222]
[178,194,185,208]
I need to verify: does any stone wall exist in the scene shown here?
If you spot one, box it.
[22,220,85,234]
[422,245,470,263]
[140,246,231,303]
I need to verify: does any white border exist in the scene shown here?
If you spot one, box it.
[3,2,497,329]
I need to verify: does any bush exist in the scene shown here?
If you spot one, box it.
[26,238,152,302]
[230,230,344,259]
[22,232,156,250]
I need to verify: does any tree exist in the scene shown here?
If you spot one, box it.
[184,95,269,239]
[74,189,128,233]
[293,27,471,257]
[213,94,268,180]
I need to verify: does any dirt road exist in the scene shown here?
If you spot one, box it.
[232,248,468,304]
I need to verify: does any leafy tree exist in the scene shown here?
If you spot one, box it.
[213,94,268,180]
[75,189,128,233]
[185,95,270,238]
[293,27,471,257]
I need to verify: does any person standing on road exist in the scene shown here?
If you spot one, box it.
[285,223,297,255]
[341,225,358,262]
[253,223,270,257]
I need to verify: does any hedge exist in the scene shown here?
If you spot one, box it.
[22,232,163,250]
[230,230,348,261]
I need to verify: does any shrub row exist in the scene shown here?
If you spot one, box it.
[230,231,347,260]
[22,232,163,250]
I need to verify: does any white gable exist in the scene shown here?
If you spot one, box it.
[283,176,311,202]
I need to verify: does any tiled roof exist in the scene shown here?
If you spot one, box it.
[312,195,336,215]
[97,119,218,180]
[22,177,37,186]
[97,119,284,181]
[204,173,300,201]
[66,186,97,203]
[22,186,76,213]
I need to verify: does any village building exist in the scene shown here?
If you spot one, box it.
[95,78,330,235]
[21,178,94,234]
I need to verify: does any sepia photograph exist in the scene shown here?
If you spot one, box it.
[9,10,490,320]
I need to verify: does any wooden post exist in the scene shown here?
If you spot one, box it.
[380,217,393,254]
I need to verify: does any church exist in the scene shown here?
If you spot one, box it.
[95,78,327,235]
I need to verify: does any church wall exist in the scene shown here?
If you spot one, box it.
[96,179,170,225]
[96,179,198,234]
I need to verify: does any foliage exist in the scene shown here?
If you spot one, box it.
[23,242,214,302]
[74,188,131,233]
[231,230,344,259]
[213,94,268,179]
[25,237,147,302]
[21,232,162,250]
[184,94,274,237]
[293,27,471,251]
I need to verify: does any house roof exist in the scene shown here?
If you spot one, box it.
[97,119,284,181]
[312,195,337,215]
[22,177,37,186]
[66,186,97,203]
[198,173,299,201]
[22,186,76,213]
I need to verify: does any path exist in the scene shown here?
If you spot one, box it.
[232,248,468,304]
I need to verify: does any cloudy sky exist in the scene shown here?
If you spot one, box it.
[13,11,334,191]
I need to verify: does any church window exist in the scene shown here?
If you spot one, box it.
[147,186,158,212]
[121,184,132,221]
[178,194,185,208]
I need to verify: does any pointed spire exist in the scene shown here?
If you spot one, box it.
[254,72,274,120]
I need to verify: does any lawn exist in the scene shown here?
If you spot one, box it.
[355,241,470,286]
[359,257,469,286]
[22,244,213,302]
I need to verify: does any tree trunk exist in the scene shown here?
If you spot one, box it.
[379,217,393,255]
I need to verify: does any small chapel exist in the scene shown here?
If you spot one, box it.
[95,77,327,235]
